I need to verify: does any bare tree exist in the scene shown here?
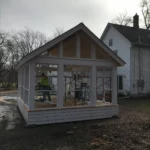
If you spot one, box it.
[0,31,9,73]
[0,31,11,88]
[52,28,64,38]
[11,27,47,58]
[0,31,7,46]
[112,11,133,26]
[0,28,48,88]
[140,0,150,29]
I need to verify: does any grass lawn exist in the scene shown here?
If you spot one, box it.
[118,98,150,112]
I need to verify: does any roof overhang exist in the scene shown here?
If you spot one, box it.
[132,43,150,47]
[100,23,111,40]
[101,23,131,45]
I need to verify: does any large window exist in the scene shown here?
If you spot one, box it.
[63,65,91,107]
[96,68,112,105]
[18,65,30,106]
[34,63,58,109]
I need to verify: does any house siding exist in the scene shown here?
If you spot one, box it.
[17,99,28,123]
[130,46,150,94]
[102,26,131,92]
[17,99,119,125]
[28,106,119,125]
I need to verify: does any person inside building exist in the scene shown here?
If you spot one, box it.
[39,73,51,102]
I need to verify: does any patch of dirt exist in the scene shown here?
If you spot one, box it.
[0,97,150,150]
[0,95,24,131]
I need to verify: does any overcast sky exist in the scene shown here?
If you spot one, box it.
[0,0,141,38]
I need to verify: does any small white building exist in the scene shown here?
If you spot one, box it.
[101,14,150,95]
[16,23,125,125]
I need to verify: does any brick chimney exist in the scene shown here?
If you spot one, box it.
[133,13,139,28]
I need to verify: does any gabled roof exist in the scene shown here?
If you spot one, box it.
[16,23,125,70]
[101,23,150,46]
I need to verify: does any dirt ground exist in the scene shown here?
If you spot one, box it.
[0,92,150,150]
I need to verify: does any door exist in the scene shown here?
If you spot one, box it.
[117,75,123,90]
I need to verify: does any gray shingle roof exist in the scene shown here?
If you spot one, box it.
[110,23,150,46]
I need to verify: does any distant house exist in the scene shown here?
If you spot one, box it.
[101,14,150,95]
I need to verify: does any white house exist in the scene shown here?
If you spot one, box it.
[15,23,125,125]
[101,14,150,95]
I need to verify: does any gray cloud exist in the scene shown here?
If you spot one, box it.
[0,0,141,38]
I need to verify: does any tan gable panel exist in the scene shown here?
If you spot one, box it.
[95,45,113,60]
[49,46,59,56]
[79,31,113,60]
[40,30,113,61]
[80,31,91,59]
[63,35,76,58]
[41,44,59,57]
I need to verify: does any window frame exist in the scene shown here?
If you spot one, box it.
[109,39,113,46]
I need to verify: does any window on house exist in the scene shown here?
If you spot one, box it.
[109,39,113,46]
[114,50,118,54]
[117,75,123,90]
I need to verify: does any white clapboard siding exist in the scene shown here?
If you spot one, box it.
[17,99,28,123]
[27,106,119,125]
[17,99,119,125]
[102,25,131,92]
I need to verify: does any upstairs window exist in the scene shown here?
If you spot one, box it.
[109,39,113,46]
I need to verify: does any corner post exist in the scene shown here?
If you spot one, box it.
[111,66,117,105]
[23,67,26,102]
[57,63,64,108]
[28,63,35,110]
[91,65,97,106]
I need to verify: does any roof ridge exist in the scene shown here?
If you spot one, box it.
[109,23,150,31]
